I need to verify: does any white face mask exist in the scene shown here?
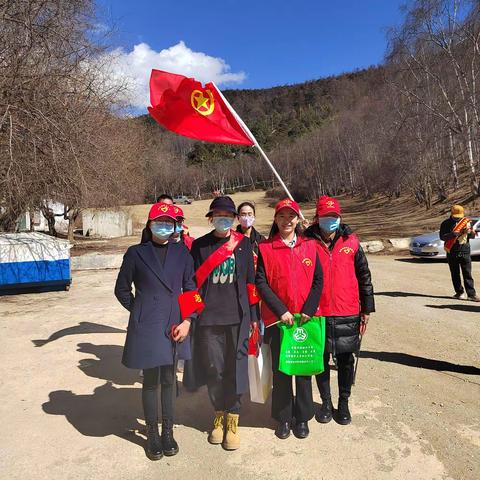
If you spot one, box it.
[239,215,255,229]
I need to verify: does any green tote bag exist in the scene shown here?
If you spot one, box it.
[278,314,326,376]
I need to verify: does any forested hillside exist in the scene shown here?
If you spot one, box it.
[139,0,480,211]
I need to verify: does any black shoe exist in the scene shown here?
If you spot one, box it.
[316,398,333,424]
[146,423,163,460]
[275,421,291,439]
[293,421,309,439]
[335,398,351,425]
[161,419,179,456]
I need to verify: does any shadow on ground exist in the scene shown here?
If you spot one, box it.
[360,350,480,375]
[426,304,480,313]
[42,341,274,450]
[32,322,125,347]
[376,291,454,300]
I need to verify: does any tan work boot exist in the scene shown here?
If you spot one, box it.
[223,413,240,450]
[208,411,225,444]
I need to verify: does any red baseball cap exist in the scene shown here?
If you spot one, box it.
[148,202,177,221]
[316,196,341,217]
[275,198,301,216]
[172,205,185,219]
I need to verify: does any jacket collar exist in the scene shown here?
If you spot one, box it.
[137,241,173,291]
[271,232,304,249]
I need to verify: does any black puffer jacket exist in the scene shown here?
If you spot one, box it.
[304,223,375,355]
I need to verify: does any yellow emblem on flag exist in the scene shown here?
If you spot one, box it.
[191,89,215,116]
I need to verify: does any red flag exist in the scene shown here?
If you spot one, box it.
[148,70,254,146]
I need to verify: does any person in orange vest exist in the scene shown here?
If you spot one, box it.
[439,204,479,301]
[304,196,375,426]
[255,199,323,440]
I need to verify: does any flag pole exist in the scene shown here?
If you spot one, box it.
[212,82,304,218]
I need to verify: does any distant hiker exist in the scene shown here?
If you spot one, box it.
[187,196,259,451]
[114,202,203,461]
[171,205,194,250]
[255,198,323,440]
[305,196,375,426]
[236,201,265,265]
[440,205,479,302]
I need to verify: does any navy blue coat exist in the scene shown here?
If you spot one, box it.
[114,241,197,369]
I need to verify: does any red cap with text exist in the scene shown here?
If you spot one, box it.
[275,198,301,216]
[316,196,341,217]
[148,202,177,221]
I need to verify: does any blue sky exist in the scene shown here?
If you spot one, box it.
[96,0,405,109]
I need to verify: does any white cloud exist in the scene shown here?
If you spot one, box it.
[104,41,246,110]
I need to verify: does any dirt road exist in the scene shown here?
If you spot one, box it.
[1,256,479,480]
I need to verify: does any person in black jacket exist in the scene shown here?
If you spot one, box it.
[439,204,479,302]
[188,196,258,451]
[114,202,198,461]
[304,195,375,425]
[236,201,265,257]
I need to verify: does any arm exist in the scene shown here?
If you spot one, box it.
[114,248,135,311]
[245,240,259,323]
[255,250,289,318]
[354,246,375,314]
[301,253,323,317]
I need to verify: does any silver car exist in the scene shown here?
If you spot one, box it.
[410,217,480,258]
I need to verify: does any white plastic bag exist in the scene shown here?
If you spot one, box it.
[248,344,273,404]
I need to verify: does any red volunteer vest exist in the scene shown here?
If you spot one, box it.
[258,234,318,326]
[315,234,360,317]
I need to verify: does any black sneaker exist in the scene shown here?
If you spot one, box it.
[145,423,163,460]
[161,419,179,456]
[334,399,352,425]
[316,398,333,423]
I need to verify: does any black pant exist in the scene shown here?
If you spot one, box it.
[316,349,354,401]
[447,252,476,297]
[197,325,241,413]
[142,365,175,425]
[266,326,314,423]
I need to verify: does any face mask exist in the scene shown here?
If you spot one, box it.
[318,217,340,233]
[175,223,184,234]
[239,215,255,229]
[212,217,234,233]
[150,222,174,240]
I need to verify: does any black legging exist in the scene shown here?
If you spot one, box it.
[142,365,175,425]
[316,349,354,401]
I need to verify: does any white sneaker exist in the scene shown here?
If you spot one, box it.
[453,293,467,300]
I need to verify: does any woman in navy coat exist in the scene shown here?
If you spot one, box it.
[115,202,198,461]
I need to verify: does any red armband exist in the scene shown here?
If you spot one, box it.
[178,290,205,320]
[247,283,260,305]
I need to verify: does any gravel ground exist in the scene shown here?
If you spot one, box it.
[0,256,479,480]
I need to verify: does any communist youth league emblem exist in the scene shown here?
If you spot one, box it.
[326,200,335,208]
[160,204,169,213]
[191,89,215,116]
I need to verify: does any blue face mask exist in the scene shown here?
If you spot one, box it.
[150,222,175,240]
[212,216,234,233]
[175,223,184,234]
[318,217,340,233]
